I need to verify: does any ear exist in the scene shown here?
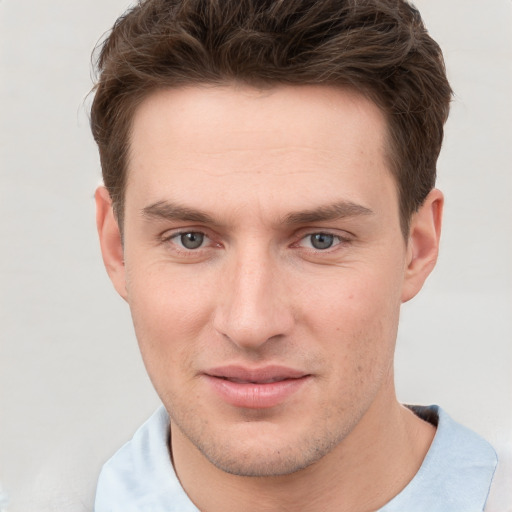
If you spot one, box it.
[95,186,128,300]
[401,188,443,303]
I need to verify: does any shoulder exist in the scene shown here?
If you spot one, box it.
[94,406,198,512]
[380,405,498,512]
[413,405,497,472]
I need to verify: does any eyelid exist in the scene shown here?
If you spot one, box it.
[158,227,352,254]
[159,228,221,256]
[162,229,208,241]
[160,226,212,241]
[293,230,353,251]
[172,231,207,249]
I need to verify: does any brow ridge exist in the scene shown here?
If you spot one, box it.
[142,200,217,224]
[141,199,373,226]
[283,201,374,225]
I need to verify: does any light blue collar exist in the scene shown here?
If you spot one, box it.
[379,405,497,511]
[95,405,497,512]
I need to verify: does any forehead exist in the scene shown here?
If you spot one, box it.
[126,84,396,221]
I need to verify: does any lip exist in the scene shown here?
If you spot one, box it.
[203,365,311,409]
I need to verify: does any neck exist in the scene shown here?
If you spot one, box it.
[170,391,435,512]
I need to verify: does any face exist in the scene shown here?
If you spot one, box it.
[99,85,436,477]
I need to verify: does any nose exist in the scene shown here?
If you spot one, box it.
[213,244,294,351]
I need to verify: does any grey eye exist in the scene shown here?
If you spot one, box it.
[180,232,205,249]
[310,233,334,250]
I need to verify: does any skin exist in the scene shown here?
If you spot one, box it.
[96,84,443,511]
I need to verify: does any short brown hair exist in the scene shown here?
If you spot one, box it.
[90,0,452,236]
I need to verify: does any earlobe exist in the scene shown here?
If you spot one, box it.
[401,188,443,303]
[95,186,128,300]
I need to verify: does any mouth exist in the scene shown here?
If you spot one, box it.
[218,376,293,384]
[203,365,311,409]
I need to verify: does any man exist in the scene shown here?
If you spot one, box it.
[91,0,498,510]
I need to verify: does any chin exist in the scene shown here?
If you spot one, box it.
[185,420,346,478]
[203,446,323,478]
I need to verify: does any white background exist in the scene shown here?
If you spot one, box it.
[1,1,511,510]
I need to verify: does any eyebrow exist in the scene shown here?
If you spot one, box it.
[141,199,373,226]
[282,201,374,225]
[142,201,218,225]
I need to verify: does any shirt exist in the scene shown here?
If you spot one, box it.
[95,405,498,512]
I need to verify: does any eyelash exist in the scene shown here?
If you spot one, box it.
[161,231,217,255]
[294,232,348,252]
[160,230,351,256]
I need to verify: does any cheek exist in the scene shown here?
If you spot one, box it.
[304,264,402,328]
[308,280,400,419]
[302,267,402,372]
[125,262,215,374]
